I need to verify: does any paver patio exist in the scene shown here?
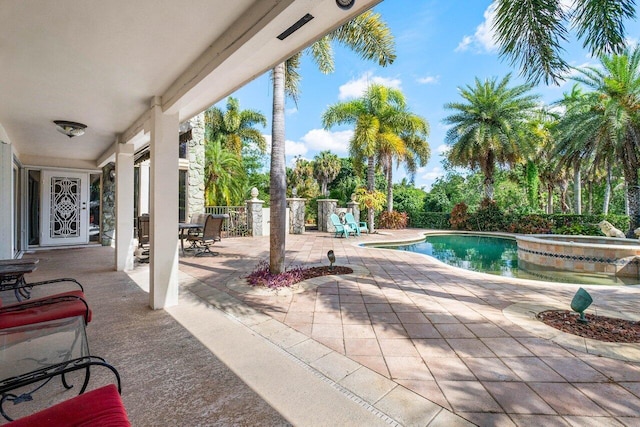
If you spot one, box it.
[11,229,640,426]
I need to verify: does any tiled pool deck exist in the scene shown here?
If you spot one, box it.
[18,229,640,426]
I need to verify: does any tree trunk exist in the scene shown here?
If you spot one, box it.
[603,163,612,214]
[623,164,640,234]
[587,180,593,214]
[321,180,328,196]
[269,63,287,274]
[547,183,554,214]
[559,180,569,213]
[367,155,375,233]
[386,158,393,212]
[484,176,494,200]
[573,163,581,214]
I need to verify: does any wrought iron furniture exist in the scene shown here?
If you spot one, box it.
[192,214,227,257]
[329,213,355,238]
[344,212,368,236]
[0,316,121,422]
[0,291,91,329]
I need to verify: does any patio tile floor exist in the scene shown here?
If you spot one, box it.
[12,228,640,426]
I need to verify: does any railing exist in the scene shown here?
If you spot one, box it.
[204,206,250,238]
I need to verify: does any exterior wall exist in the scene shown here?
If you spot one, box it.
[516,235,640,278]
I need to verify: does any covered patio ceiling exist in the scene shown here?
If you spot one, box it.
[0,0,381,168]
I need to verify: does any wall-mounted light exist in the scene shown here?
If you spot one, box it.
[109,169,116,181]
[336,0,355,10]
[54,120,87,138]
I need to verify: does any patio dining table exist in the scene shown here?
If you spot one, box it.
[179,223,203,255]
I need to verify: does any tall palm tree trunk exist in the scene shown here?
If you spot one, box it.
[367,155,376,233]
[573,163,581,214]
[603,164,612,214]
[623,165,640,235]
[386,159,393,212]
[547,183,554,214]
[270,62,287,274]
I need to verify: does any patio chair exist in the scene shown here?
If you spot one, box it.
[345,212,368,236]
[0,290,92,329]
[1,359,127,426]
[330,213,355,238]
[193,215,225,256]
[184,213,208,249]
[136,214,150,263]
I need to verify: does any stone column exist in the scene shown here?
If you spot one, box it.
[101,163,116,246]
[347,196,360,223]
[115,143,135,271]
[188,112,205,217]
[317,199,338,232]
[246,187,264,237]
[287,197,306,234]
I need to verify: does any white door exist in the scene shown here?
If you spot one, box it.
[41,170,89,246]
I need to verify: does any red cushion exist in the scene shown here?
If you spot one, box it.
[0,291,92,329]
[7,384,130,427]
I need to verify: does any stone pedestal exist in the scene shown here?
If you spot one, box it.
[247,188,264,237]
[347,200,360,223]
[317,199,338,232]
[287,198,306,234]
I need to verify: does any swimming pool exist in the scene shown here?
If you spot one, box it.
[374,233,639,286]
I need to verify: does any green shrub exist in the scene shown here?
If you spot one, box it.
[378,210,409,229]
[469,199,505,231]
[506,215,554,234]
[411,212,451,229]
[450,202,470,230]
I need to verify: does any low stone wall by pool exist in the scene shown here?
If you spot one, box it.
[516,235,640,278]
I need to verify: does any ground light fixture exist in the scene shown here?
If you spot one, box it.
[327,250,335,271]
[570,287,593,324]
[54,120,87,138]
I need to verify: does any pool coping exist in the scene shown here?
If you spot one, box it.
[360,230,640,289]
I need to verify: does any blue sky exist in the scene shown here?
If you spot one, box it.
[221,0,640,190]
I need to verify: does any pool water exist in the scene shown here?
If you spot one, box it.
[377,234,639,286]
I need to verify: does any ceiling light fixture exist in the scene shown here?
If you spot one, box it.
[336,0,355,10]
[54,120,87,138]
[277,13,314,40]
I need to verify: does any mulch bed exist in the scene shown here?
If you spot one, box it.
[537,310,640,343]
[300,266,353,280]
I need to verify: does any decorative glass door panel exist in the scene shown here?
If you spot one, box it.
[41,170,89,246]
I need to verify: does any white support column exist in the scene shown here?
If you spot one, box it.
[0,142,13,259]
[149,100,179,309]
[115,143,135,271]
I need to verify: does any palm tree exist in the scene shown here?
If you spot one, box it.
[443,74,540,200]
[204,140,246,206]
[323,84,430,226]
[493,0,635,84]
[557,47,640,233]
[313,151,341,196]
[288,156,319,199]
[204,97,267,157]
[269,10,396,273]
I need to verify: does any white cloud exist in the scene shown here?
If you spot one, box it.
[338,72,402,100]
[286,107,298,116]
[420,166,445,182]
[417,75,440,85]
[455,2,498,53]
[436,144,449,155]
[300,129,353,154]
[285,139,308,157]
[455,36,473,52]
[626,37,639,48]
